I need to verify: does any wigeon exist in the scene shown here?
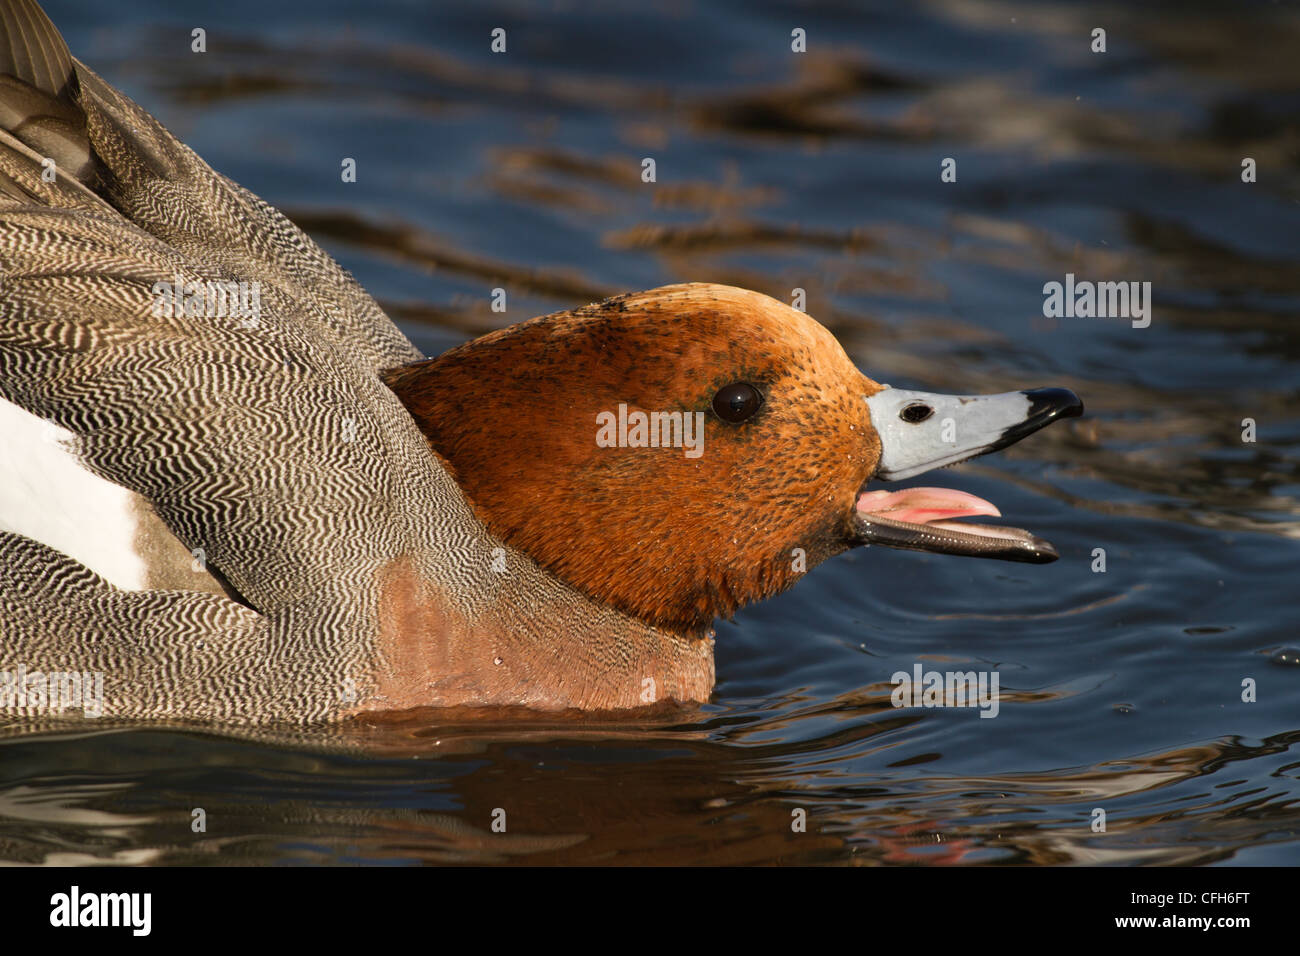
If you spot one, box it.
[0,0,1081,723]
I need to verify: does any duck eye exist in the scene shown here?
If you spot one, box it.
[900,403,934,424]
[711,382,763,423]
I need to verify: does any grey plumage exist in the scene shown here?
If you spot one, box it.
[0,0,564,723]
[0,1,698,727]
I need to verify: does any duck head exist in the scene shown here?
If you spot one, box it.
[384,283,1082,637]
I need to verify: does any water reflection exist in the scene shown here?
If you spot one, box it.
[2,720,1297,865]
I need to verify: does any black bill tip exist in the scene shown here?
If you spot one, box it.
[1023,387,1084,421]
[989,387,1084,452]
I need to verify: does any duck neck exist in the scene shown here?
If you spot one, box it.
[361,551,716,713]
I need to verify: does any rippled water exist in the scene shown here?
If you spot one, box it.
[3,0,1299,865]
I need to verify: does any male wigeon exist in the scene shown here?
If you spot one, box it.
[0,0,1080,724]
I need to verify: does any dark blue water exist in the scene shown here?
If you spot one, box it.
[2,0,1298,865]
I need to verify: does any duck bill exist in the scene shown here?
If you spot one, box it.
[853,387,1083,564]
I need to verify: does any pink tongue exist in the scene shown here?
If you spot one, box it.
[856,486,1000,524]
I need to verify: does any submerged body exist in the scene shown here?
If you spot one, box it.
[0,1,1080,725]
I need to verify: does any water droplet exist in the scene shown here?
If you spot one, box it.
[1112,702,1136,714]
[1270,647,1300,667]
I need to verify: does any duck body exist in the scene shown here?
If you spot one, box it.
[0,1,1079,725]
[0,0,719,722]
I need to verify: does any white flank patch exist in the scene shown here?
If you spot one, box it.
[0,397,146,590]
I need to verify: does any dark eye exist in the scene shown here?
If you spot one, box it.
[900,403,934,424]
[711,382,763,423]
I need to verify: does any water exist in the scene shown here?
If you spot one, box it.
[3,0,1298,865]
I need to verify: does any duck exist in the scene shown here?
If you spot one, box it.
[0,0,1082,725]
